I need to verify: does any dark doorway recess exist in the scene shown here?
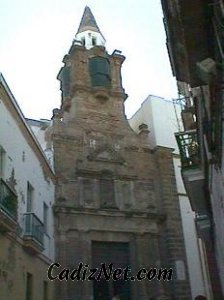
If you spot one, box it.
[92,241,131,300]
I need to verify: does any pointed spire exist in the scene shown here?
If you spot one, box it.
[77,6,101,34]
[75,6,106,49]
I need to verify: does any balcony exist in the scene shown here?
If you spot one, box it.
[0,179,17,232]
[175,130,208,215]
[175,129,201,169]
[23,213,44,254]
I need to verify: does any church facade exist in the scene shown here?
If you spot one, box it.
[51,7,191,300]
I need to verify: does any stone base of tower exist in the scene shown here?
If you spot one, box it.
[54,209,173,300]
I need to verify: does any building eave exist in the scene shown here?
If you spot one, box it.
[161,0,210,87]
[0,73,55,182]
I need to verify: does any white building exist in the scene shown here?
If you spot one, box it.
[129,94,211,299]
[0,73,55,300]
[25,118,54,169]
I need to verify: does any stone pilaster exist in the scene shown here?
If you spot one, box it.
[155,146,191,300]
[135,234,148,299]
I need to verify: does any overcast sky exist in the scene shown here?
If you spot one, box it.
[0,0,178,120]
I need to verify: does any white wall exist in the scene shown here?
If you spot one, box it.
[0,99,55,260]
[174,157,207,297]
[129,95,182,152]
[27,119,54,170]
[27,120,48,149]
[210,165,224,293]
[76,30,106,49]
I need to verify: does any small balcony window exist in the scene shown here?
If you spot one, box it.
[24,212,44,246]
[0,178,17,220]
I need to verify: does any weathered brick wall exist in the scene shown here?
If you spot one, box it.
[52,44,191,299]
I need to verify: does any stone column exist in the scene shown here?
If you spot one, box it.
[134,233,149,300]
[149,234,169,300]
[80,232,93,300]
[66,231,83,300]
[54,219,68,300]
[63,230,93,300]
[111,56,123,91]
[134,232,169,300]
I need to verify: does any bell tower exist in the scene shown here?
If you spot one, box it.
[56,6,126,126]
[52,6,191,300]
[75,6,106,49]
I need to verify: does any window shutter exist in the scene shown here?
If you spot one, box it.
[89,56,111,87]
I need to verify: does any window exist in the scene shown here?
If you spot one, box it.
[26,272,33,300]
[89,139,96,148]
[81,37,86,46]
[43,280,48,300]
[22,151,26,162]
[0,178,17,220]
[27,182,34,212]
[89,56,111,88]
[92,36,97,46]
[43,202,49,234]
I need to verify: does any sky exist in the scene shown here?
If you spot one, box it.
[0,0,178,120]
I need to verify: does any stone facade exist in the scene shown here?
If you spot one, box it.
[51,30,191,298]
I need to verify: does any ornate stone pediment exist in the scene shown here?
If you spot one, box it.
[87,145,125,164]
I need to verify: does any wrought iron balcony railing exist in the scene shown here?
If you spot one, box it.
[24,213,44,246]
[0,179,17,220]
[175,130,201,169]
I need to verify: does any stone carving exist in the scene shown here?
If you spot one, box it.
[87,144,125,164]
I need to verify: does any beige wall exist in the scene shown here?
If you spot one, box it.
[0,234,54,300]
